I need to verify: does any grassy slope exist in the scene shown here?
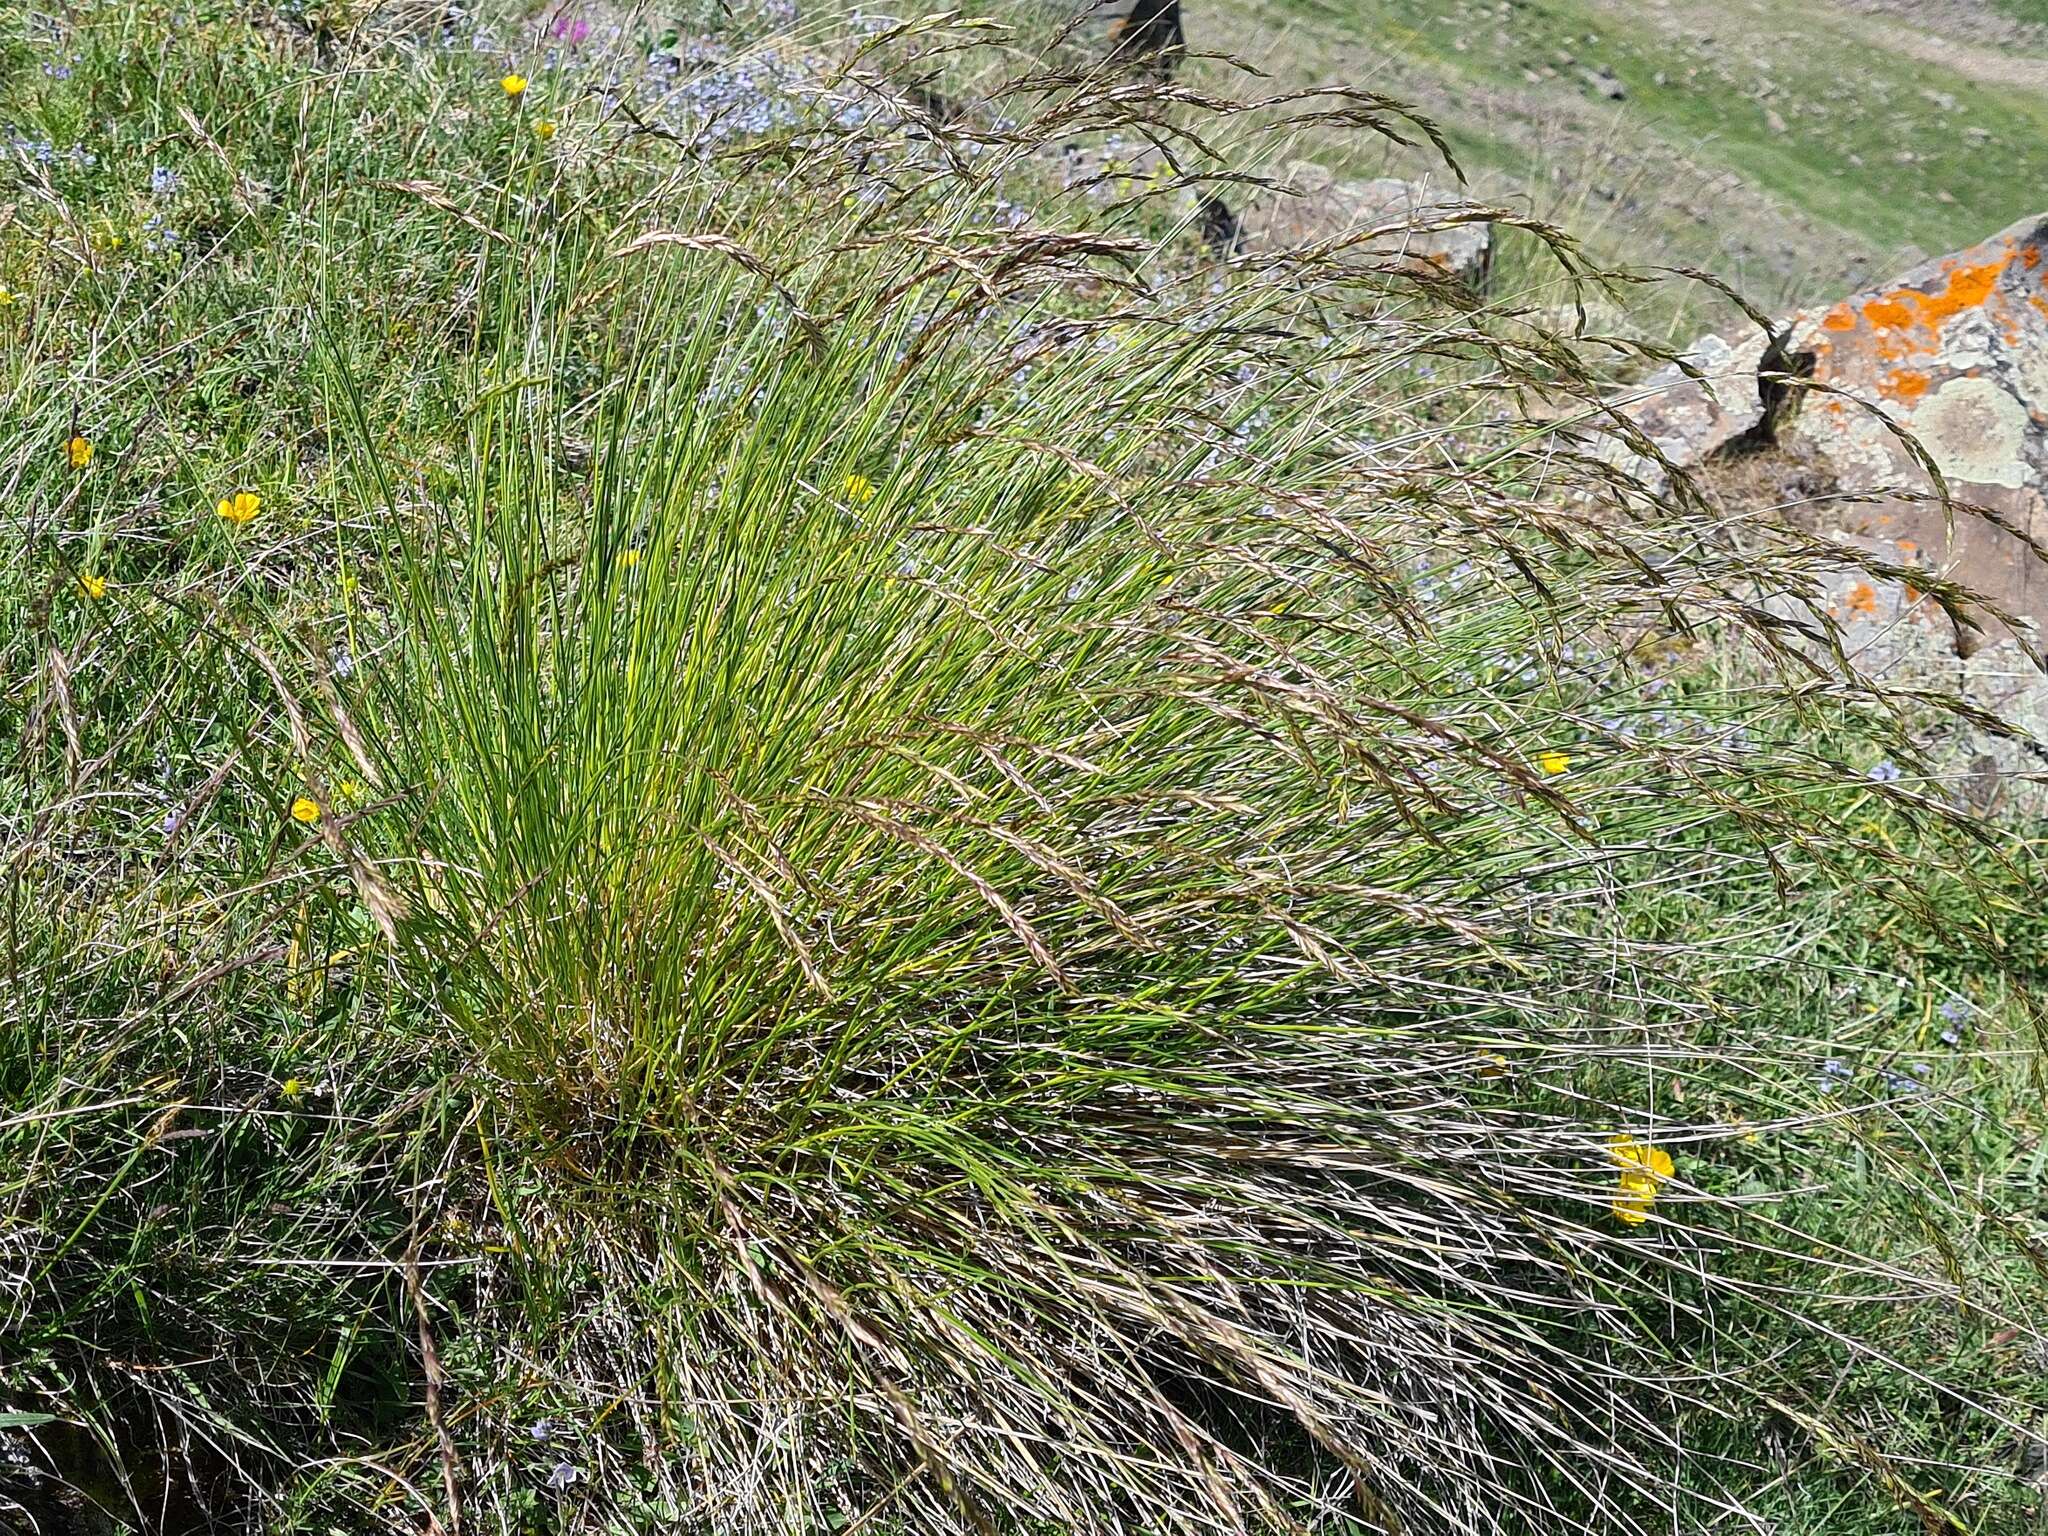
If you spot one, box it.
[1207,0,2048,328]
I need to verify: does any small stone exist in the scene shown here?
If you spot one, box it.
[1583,67,1625,100]
[1236,168,1493,286]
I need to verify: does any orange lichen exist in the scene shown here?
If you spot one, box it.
[2024,246,2041,270]
[1821,304,1858,333]
[1845,581,1879,616]
[1882,368,1931,403]
[1863,295,1918,330]
[1855,255,2014,356]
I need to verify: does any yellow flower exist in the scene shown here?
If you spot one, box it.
[1609,1134,1675,1226]
[619,547,641,568]
[289,796,321,826]
[841,472,876,505]
[339,778,365,803]
[1535,750,1570,776]
[77,572,107,600]
[66,435,94,470]
[281,1077,305,1100]
[216,491,262,524]
[0,285,15,307]
[533,119,558,141]
[500,73,529,98]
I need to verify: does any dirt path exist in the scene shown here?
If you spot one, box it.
[1832,0,2048,61]
[1622,0,2048,90]
[1866,22,2048,91]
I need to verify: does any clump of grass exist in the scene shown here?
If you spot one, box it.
[1,4,2042,1535]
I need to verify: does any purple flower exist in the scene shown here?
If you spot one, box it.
[530,1418,552,1441]
[550,13,591,44]
[149,165,181,197]
[546,1461,580,1490]
[1938,996,1970,1025]
[1867,760,1901,784]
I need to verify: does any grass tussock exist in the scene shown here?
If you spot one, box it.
[1,4,2044,1534]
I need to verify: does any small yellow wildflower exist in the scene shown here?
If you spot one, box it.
[0,286,16,307]
[1535,750,1571,776]
[66,435,94,470]
[842,472,876,505]
[216,491,262,524]
[77,572,107,600]
[533,119,558,141]
[619,547,641,568]
[1609,1134,1675,1227]
[281,1077,305,1100]
[289,796,321,826]
[500,73,529,98]
[338,778,365,803]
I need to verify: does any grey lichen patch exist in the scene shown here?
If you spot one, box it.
[1912,374,2030,489]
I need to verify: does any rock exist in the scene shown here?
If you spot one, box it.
[1197,194,1242,258]
[1780,211,2048,654]
[1584,66,1626,100]
[1595,216,2048,811]
[1606,212,2048,658]
[1800,533,2048,818]
[1105,0,1184,76]
[1238,165,1493,285]
[1600,327,1775,493]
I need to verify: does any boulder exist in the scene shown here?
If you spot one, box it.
[1779,212,2048,652]
[1599,213,2048,816]
[1608,212,2048,654]
[1601,327,1774,493]
[1239,164,1493,286]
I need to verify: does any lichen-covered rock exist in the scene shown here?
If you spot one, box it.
[1606,213,2048,656]
[1601,328,1773,493]
[1780,213,2048,652]
[1806,536,2048,819]
[1239,164,1493,285]
[1599,214,2048,814]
